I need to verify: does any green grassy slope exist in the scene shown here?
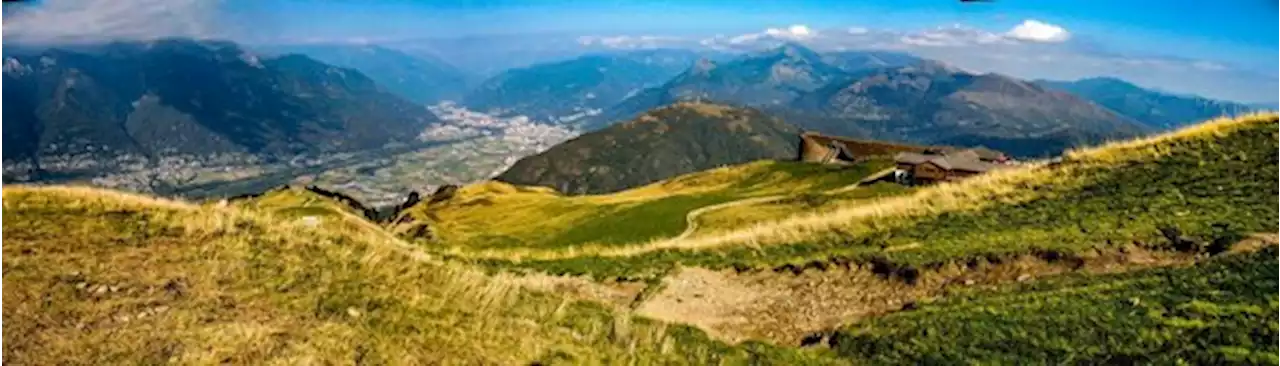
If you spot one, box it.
[476,113,1278,280]
[397,159,893,251]
[831,247,1278,364]
[694,182,912,234]
[1,186,840,364]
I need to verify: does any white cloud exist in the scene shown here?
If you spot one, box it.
[847,27,869,35]
[725,24,817,45]
[887,22,1071,48]
[897,25,1014,47]
[1191,60,1227,71]
[576,35,683,49]
[4,0,225,43]
[771,25,815,38]
[727,33,764,45]
[1005,20,1071,43]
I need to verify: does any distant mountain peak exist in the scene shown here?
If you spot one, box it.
[763,42,824,64]
[900,59,963,75]
[497,103,800,194]
[791,61,1150,157]
[1036,76,1258,129]
[1248,102,1279,111]
[462,50,703,122]
[1076,76,1128,83]
[1065,76,1146,91]
[659,100,734,114]
[690,58,717,75]
[260,42,475,104]
[819,50,924,74]
[583,43,849,131]
[2,39,435,164]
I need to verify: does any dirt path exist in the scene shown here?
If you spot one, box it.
[672,168,896,241]
[672,195,786,241]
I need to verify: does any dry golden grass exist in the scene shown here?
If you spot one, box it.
[1064,112,1277,163]
[2,185,830,364]
[672,101,733,118]
[2,184,197,211]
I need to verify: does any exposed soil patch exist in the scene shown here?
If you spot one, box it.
[636,264,920,344]
[507,274,646,310]
[633,235,1278,345]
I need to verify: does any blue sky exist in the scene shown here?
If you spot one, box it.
[231,0,1279,95]
[228,1,1276,55]
[5,0,1277,102]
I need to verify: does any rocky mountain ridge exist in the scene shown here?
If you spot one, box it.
[3,38,436,165]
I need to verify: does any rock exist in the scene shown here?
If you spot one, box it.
[963,279,976,286]
[400,191,422,208]
[346,307,362,318]
[799,333,826,347]
[1016,274,1032,282]
[393,214,415,225]
[94,285,109,294]
[428,185,459,204]
[299,216,321,227]
[163,279,188,297]
[407,224,433,240]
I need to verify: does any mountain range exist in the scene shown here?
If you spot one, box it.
[3,37,1262,189]
[461,49,720,124]
[2,39,436,166]
[820,50,924,72]
[259,44,476,105]
[575,43,1146,157]
[1036,77,1260,129]
[791,61,1150,157]
[496,102,801,194]
[1249,102,1279,111]
[579,44,918,130]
